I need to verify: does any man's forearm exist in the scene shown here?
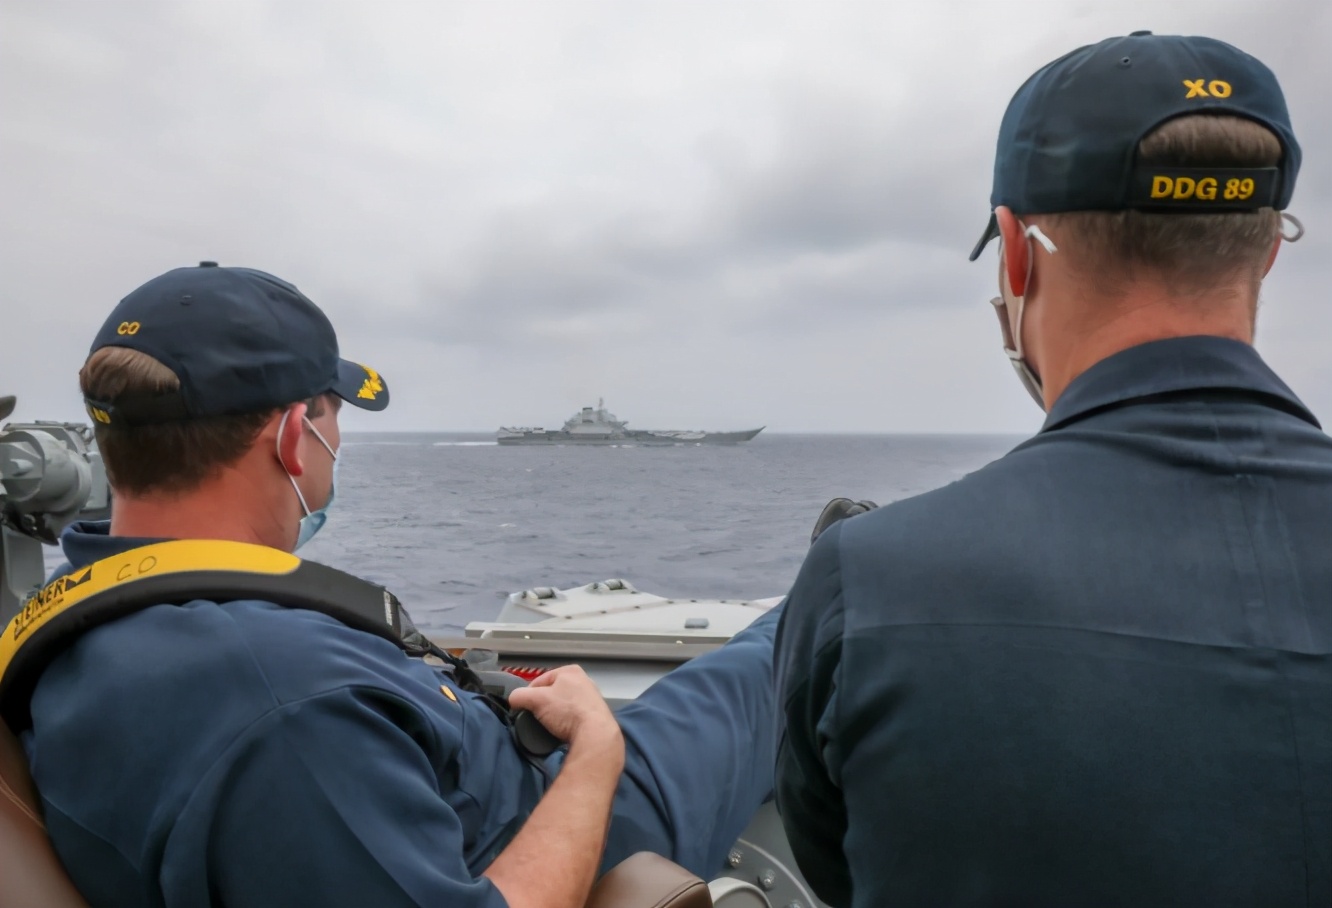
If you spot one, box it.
[483,728,624,908]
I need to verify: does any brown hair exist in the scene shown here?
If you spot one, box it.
[1036,115,1283,294]
[80,347,325,496]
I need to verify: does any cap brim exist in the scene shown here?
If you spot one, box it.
[967,212,1000,262]
[331,359,390,411]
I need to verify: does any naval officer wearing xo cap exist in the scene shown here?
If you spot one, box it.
[775,32,1330,907]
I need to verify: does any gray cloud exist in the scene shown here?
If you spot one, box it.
[2,0,1329,435]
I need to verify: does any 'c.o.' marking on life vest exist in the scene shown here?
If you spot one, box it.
[115,555,158,582]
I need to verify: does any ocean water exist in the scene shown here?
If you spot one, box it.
[292,433,1023,632]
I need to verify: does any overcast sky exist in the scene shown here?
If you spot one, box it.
[3,0,1329,434]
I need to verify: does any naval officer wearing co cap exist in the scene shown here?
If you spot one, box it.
[19,262,780,907]
[775,32,1330,907]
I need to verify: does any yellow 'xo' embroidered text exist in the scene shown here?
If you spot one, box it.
[1183,79,1232,99]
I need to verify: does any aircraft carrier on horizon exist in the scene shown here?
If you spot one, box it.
[498,399,763,446]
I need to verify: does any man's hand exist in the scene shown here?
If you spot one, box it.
[508,665,622,754]
[485,665,625,908]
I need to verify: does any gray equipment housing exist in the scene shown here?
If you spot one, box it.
[0,400,111,624]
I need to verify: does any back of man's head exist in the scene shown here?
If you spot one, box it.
[81,263,389,497]
[1048,115,1283,292]
[971,32,1301,294]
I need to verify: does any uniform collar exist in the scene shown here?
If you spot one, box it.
[1041,336,1319,433]
[59,520,165,570]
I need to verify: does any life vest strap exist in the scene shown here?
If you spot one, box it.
[0,540,405,731]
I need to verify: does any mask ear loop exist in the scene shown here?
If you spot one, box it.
[303,416,338,461]
[1279,212,1304,243]
[276,409,313,517]
[1025,224,1058,255]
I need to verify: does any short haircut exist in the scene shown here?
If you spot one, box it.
[80,346,326,496]
[1036,115,1283,293]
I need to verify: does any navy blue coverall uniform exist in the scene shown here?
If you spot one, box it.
[775,336,1331,907]
[24,528,778,907]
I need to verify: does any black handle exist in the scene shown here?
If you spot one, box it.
[512,709,563,758]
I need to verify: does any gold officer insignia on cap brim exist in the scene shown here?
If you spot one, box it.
[357,364,384,401]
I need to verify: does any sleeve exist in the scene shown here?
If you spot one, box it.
[159,685,510,908]
[773,521,852,907]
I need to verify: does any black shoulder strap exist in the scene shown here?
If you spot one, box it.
[0,540,413,731]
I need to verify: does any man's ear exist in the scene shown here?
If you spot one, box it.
[996,206,1029,296]
[1262,233,1281,277]
[274,403,309,477]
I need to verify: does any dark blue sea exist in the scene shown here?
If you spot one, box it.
[293,433,1021,632]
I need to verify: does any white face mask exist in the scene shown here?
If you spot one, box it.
[989,222,1057,410]
[276,409,338,551]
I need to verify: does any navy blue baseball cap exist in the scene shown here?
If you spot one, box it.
[969,31,1301,261]
[85,262,389,426]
